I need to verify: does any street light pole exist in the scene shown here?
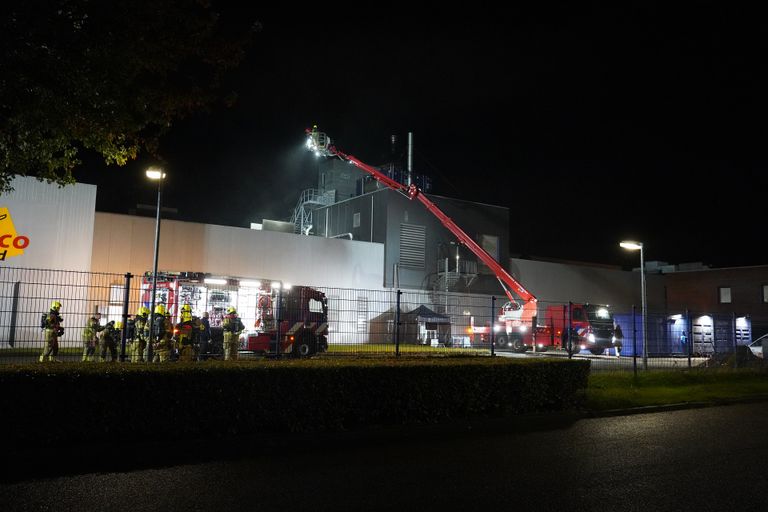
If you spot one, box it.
[639,243,648,371]
[146,168,165,363]
[620,241,648,370]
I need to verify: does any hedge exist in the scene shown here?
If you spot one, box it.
[0,357,590,447]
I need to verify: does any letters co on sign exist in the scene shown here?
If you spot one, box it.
[0,209,30,261]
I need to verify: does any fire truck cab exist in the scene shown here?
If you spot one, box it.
[244,284,329,357]
[544,303,617,355]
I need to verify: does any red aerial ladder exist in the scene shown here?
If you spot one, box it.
[306,126,549,351]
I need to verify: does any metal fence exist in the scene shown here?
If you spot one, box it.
[1,266,764,370]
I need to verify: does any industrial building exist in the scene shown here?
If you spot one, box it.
[2,174,766,351]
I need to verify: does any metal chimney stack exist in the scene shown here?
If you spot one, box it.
[390,135,397,178]
[407,132,413,187]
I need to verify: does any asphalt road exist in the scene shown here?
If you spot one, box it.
[2,402,767,511]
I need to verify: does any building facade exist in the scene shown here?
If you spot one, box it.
[314,189,511,293]
[6,177,762,350]
[663,265,768,337]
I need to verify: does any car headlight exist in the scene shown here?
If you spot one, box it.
[518,325,527,333]
[587,333,596,343]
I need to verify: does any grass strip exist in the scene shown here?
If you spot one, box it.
[586,369,768,410]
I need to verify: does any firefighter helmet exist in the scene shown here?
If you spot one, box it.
[181,304,192,314]
[51,300,62,311]
[226,306,237,315]
[154,304,166,315]
[115,321,123,329]
[137,306,150,317]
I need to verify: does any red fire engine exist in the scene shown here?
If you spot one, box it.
[140,272,328,358]
[244,283,329,357]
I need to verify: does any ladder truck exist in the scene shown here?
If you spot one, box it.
[305,126,553,352]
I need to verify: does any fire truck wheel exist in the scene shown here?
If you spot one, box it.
[292,330,317,358]
[509,335,526,353]
[495,335,508,349]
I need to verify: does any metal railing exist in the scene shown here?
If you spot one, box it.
[1,266,764,370]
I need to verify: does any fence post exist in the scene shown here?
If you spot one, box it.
[686,309,692,369]
[490,296,496,357]
[561,305,566,352]
[120,273,132,362]
[395,290,401,358]
[732,312,738,369]
[568,301,573,359]
[632,305,637,378]
[146,276,154,364]
[8,281,20,348]
[275,287,282,357]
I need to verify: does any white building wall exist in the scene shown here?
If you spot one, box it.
[1,176,96,270]
[1,177,97,348]
[509,258,665,312]
[92,213,385,290]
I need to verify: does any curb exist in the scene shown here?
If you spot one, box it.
[584,393,768,418]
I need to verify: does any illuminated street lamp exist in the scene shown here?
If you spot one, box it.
[620,240,648,370]
[146,167,166,362]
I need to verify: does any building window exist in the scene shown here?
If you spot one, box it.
[763,284,768,304]
[353,212,361,228]
[718,287,732,304]
[399,223,426,269]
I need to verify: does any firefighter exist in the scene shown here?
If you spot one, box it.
[81,311,104,362]
[198,311,212,360]
[39,300,64,362]
[175,304,196,362]
[99,320,120,362]
[613,323,624,358]
[130,306,150,362]
[151,305,173,362]
[222,306,245,360]
[192,313,206,361]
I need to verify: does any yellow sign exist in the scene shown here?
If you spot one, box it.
[0,207,30,261]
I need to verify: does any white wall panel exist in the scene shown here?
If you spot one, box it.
[509,258,665,310]
[0,177,96,271]
[92,213,385,289]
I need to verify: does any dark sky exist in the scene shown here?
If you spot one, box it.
[74,3,768,269]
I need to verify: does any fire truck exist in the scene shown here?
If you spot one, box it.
[243,283,329,357]
[543,303,618,355]
[140,272,328,358]
[306,126,555,352]
[139,271,203,322]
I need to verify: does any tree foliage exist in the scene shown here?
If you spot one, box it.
[0,0,258,193]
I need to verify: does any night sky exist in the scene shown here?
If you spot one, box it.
[73,3,767,269]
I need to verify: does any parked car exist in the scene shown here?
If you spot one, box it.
[748,334,766,359]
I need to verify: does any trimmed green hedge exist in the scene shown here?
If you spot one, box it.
[0,357,589,446]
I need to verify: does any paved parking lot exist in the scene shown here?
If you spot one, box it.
[496,347,712,371]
